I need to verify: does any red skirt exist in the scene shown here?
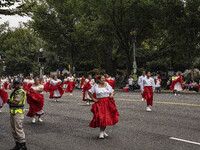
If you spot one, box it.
[23,83,29,91]
[44,81,50,92]
[0,89,8,108]
[89,97,119,128]
[26,89,44,117]
[142,86,153,106]
[65,81,75,93]
[4,82,8,90]
[49,83,64,99]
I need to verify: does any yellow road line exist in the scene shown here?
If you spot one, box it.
[65,95,200,107]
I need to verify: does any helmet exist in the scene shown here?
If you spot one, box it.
[13,77,21,84]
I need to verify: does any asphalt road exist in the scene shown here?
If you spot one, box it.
[0,90,200,150]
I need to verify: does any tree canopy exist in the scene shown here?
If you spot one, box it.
[0,0,200,76]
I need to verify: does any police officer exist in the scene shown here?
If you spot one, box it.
[7,77,27,150]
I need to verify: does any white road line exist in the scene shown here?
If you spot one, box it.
[170,137,200,146]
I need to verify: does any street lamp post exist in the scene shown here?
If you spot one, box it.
[39,48,44,79]
[130,30,137,74]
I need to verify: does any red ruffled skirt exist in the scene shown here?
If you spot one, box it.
[23,83,29,91]
[89,97,119,128]
[0,89,8,108]
[26,89,44,117]
[65,81,75,93]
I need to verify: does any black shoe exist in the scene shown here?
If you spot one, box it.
[10,142,20,150]
[19,143,27,150]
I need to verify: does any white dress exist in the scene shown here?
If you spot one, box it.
[174,76,183,91]
[50,79,62,97]
[31,85,44,115]
[89,84,114,99]
[84,79,95,100]
[67,77,75,82]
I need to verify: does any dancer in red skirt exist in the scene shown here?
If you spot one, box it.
[142,71,155,112]
[82,75,95,105]
[88,75,119,139]
[0,81,8,113]
[27,77,44,123]
[49,76,64,102]
[105,74,115,89]
[65,74,75,95]
[80,75,85,89]
[1,76,8,90]
[23,77,29,91]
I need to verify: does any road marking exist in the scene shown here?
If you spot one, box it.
[169,137,200,146]
[64,95,200,107]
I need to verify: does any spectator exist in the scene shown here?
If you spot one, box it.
[128,75,134,92]
[155,75,161,93]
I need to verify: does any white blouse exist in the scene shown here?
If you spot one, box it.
[89,84,114,98]
[50,79,61,86]
[1,79,7,84]
[23,79,29,83]
[85,79,95,86]
[31,85,44,90]
[142,77,155,91]
[29,79,35,84]
[67,77,74,82]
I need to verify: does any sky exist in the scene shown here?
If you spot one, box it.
[0,2,30,28]
[0,15,30,28]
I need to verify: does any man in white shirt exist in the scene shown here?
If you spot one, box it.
[137,71,146,100]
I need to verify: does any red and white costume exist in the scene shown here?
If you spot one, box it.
[105,77,115,89]
[170,76,183,91]
[80,77,86,89]
[44,77,51,92]
[1,78,8,90]
[23,79,29,91]
[27,85,44,117]
[142,77,155,106]
[9,79,13,90]
[65,76,75,93]
[62,78,68,89]
[49,79,64,99]
[88,84,119,128]
[83,79,95,101]
[0,84,8,109]
[28,79,34,90]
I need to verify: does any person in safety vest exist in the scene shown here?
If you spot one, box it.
[7,77,27,150]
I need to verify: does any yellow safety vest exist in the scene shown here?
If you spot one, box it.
[9,89,26,114]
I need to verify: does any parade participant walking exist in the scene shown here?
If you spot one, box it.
[138,71,146,101]
[105,75,115,89]
[142,72,155,112]
[27,77,44,123]
[170,72,183,96]
[49,76,64,102]
[65,74,75,95]
[28,76,34,90]
[83,75,95,105]
[88,75,119,139]
[80,75,85,89]
[44,75,51,93]
[23,77,29,91]
[62,76,68,92]
[7,77,27,150]
[1,76,8,90]
[0,80,8,113]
